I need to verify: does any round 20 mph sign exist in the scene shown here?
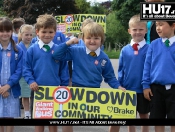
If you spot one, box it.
[53,86,71,104]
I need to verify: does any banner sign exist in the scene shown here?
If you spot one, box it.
[140,2,175,20]
[33,86,137,119]
[55,14,106,33]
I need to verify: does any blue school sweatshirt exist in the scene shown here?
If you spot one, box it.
[142,38,175,89]
[31,31,66,45]
[118,44,148,93]
[52,43,120,88]
[0,45,23,97]
[52,31,66,44]
[23,43,69,86]
[18,41,33,75]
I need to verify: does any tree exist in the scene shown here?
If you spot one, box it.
[106,11,130,47]
[3,0,79,24]
[74,0,90,13]
[0,0,3,7]
[111,0,144,29]
[88,3,107,14]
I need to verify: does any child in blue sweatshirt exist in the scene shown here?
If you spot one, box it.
[23,14,69,132]
[110,14,149,132]
[142,21,175,132]
[53,22,124,90]
[18,24,34,119]
[0,17,23,132]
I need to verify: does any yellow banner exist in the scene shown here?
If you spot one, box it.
[33,86,137,119]
[55,14,106,33]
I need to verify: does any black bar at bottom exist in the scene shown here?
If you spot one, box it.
[0,119,174,126]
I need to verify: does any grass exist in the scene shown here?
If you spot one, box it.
[104,49,120,59]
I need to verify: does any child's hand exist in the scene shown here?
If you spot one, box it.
[143,88,153,101]
[2,91,9,98]
[0,84,10,95]
[118,86,126,92]
[30,82,39,91]
[66,37,79,46]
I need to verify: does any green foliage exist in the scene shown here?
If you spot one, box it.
[0,0,3,7]
[75,0,90,13]
[112,0,144,30]
[88,3,107,14]
[106,12,130,47]
[0,7,7,17]
[104,49,120,59]
[3,0,78,24]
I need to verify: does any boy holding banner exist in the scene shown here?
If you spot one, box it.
[109,14,150,132]
[23,14,69,132]
[53,21,125,89]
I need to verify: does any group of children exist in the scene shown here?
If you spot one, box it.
[109,14,175,132]
[0,11,174,132]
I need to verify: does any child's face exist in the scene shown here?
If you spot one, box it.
[128,23,147,43]
[83,35,101,51]
[156,21,175,38]
[21,30,33,45]
[0,30,12,43]
[36,28,56,44]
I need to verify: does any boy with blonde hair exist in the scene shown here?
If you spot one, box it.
[109,14,149,132]
[53,22,124,90]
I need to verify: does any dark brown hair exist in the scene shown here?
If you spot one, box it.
[12,18,25,30]
[166,21,175,34]
[0,17,18,52]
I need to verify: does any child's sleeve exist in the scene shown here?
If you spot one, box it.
[142,45,152,89]
[59,60,69,86]
[23,47,35,85]
[7,47,23,87]
[118,49,124,86]
[102,58,121,89]
[52,43,73,61]
[60,32,66,43]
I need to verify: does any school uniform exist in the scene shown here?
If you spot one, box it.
[52,43,120,88]
[142,37,175,118]
[31,36,38,44]
[18,41,32,98]
[52,31,66,44]
[23,40,69,117]
[0,43,23,117]
[24,40,69,86]
[32,31,66,45]
[12,32,18,44]
[118,39,149,114]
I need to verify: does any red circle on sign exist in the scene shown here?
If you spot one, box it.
[53,86,71,104]
[64,15,74,25]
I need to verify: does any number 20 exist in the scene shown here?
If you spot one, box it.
[56,90,68,99]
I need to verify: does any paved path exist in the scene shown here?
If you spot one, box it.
[14,59,169,132]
